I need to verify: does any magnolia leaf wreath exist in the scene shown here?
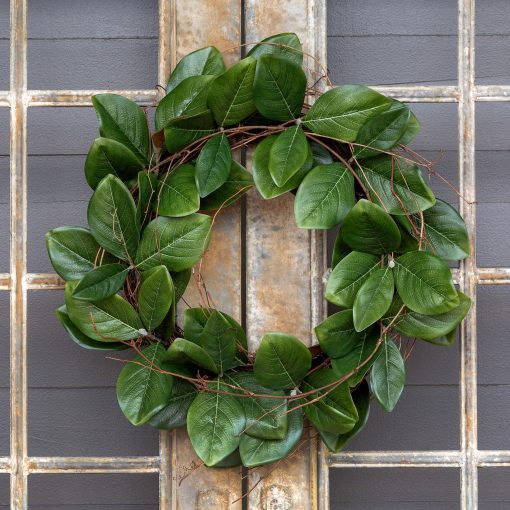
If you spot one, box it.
[46,33,471,469]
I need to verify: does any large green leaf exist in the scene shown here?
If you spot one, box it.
[207,57,257,126]
[136,170,158,228]
[164,338,218,373]
[331,229,351,268]
[247,32,303,65]
[294,163,355,229]
[355,155,435,215]
[252,135,312,199]
[167,46,226,92]
[200,161,254,210]
[239,403,303,468]
[398,111,421,145]
[325,251,380,307]
[195,132,232,197]
[56,305,128,351]
[302,85,393,142]
[87,174,139,261]
[46,226,113,280]
[65,281,144,342]
[226,372,288,440]
[341,199,401,254]
[164,110,216,153]
[370,336,405,412]
[253,332,312,390]
[171,268,192,303]
[92,94,150,164]
[353,267,394,332]
[157,164,200,217]
[187,379,246,466]
[138,265,174,331]
[310,141,334,166]
[84,137,143,189]
[135,214,211,272]
[116,343,173,425]
[394,251,459,315]
[72,263,129,301]
[253,55,306,121]
[269,125,309,186]
[302,369,358,434]
[183,307,211,343]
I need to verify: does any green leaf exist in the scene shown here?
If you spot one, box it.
[139,265,174,331]
[195,132,232,197]
[371,336,405,412]
[353,104,410,159]
[87,174,139,261]
[428,327,457,347]
[319,380,370,453]
[167,46,226,93]
[226,372,288,440]
[136,170,158,228]
[164,110,216,153]
[65,281,144,342]
[253,332,312,390]
[355,155,436,215]
[155,75,214,132]
[84,137,143,189]
[72,263,129,301]
[303,85,393,142]
[302,369,358,434]
[135,213,211,272]
[183,307,211,343]
[164,338,218,373]
[92,94,150,164]
[207,57,257,126]
[394,251,459,315]
[200,161,254,210]
[45,226,114,280]
[310,140,334,166]
[253,135,313,199]
[294,163,355,229]
[331,229,351,267]
[325,251,380,307]
[157,164,200,217]
[239,403,303,468]
[212,449,243,468]
[253,55,306,121]
[341,199,401,254]
[247,32,303,65]
[116,344,173,425]
[187,378,246,466]
[148,378,196,429]
[398,111,421,145]
[269,125,308,186]
[56,305,128,351]
[353,267,394,332]
[171,269,192,302]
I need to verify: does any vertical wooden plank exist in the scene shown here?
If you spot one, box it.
[169,1,244,508]
[244,1,326,509]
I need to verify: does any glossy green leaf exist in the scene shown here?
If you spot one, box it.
[135,213,211,272]
[353,267,394,332]
[164,338,218,373]
[138,265,174,331]
[92,93,150,164]
[167,46,226,92]
[187,378,246,466]
[116,343,173,425]
[164,110,216,153]
[269,125,308,186]
[325,251,380,307]
[310,140,334,166]
[136,170,157,228]
[65,281,144,342]
[56,305,128,351]
[72,263,129,301]
[195,132,232,197]
[239,403,303,468]
[171,269,192,303]
[331,229,351,267]
[207,57,257,126]
[155,285,177,343]
[84,137,143,189]
[394,251,459,315]
[87,174,139,261]
[428,327,457,347]
[341,199,401,254]
[183,307,211,343]
[294,163,355,229]
[371,336,405,412]
[253,55,306,121]
[247,32,303,65]
[253,332,312,390]
[398,111,421,145]
[302,85,393,142]
[157,164,200,217]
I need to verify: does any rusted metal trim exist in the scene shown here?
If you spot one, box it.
[475,85,510,101]
[478,451,510,466]
[328,451,462,468]
[372,85,460,102]
[26,89,158,107]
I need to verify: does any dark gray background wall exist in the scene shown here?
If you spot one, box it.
[0,0,508,508]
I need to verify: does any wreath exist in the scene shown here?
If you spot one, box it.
[45,33,471,469]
